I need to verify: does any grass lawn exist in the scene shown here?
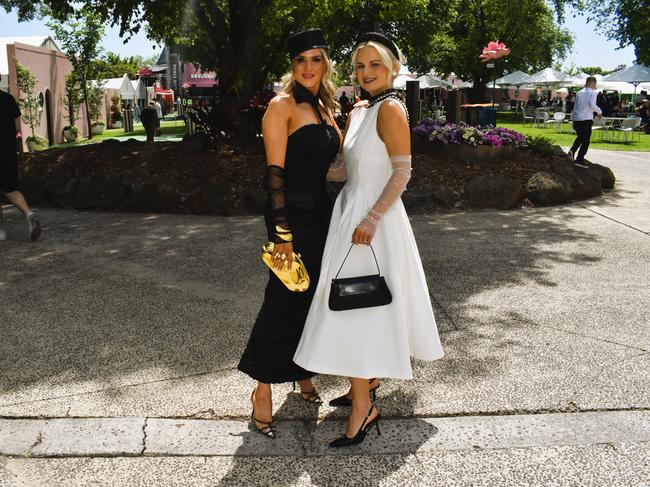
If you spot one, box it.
[497,113,650,152]
[49,119,186,149]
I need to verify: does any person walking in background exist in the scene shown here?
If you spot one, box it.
[568,76,602,169]
[0,86,41,241]
[140,101,159,143]
[154,97,163,135]
[636,99,650,134]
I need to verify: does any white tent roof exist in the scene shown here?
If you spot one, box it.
[392,74,417,90]
[603,64,650,84]
[495,70,530,86]
[417,74,453,88]
[0,36,60,74]
[95,74,135,97]
[525,68,579,85]
[130,79,146,98]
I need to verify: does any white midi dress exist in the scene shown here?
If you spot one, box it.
[293,99,444,379]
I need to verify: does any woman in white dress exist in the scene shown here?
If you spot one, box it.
[294,32,444,447]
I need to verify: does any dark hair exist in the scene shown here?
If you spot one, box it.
[586,76,597,85]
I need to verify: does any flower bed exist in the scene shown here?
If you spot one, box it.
[413,120,527,163]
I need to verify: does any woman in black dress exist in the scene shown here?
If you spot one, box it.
[237,29,342,438]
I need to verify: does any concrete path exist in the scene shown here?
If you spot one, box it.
[0,149,648,486]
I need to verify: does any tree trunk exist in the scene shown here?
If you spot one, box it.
[81,82,93,140]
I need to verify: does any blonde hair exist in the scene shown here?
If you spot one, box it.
[280,49,338,116]
[351,40,406,87]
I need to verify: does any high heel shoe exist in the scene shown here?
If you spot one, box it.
[250,390,276,439]
[293,381,323,404]
[329,405,381,448]
[328,379,380,407]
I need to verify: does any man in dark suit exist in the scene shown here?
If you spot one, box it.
[0,85,41,241]
[140,101,159,143]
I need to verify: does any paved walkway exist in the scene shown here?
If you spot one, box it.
[0,149,648,486]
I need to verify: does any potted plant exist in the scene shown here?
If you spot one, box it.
[13,58,48,152]
[109,93,123,128]
[62,125,80,142]
[62,73,81,142]
[26,134,48,152]
[87,84,105,135]
[91,121,105,135]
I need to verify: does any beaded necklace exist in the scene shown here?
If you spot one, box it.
[366,88,410,124]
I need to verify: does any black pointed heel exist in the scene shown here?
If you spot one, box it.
[329,405,381,448]
[250,390,276,438]
[293,380,323,404]
[328,379,380,407]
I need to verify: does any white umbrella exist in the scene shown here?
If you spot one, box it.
[494,70,530,86]
[525,68,580,86]
[603,64,650,102]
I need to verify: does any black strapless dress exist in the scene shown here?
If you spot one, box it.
[238,122,340,383]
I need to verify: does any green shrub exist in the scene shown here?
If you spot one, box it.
[526,135,556,157]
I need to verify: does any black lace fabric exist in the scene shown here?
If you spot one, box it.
[265,165,291,243]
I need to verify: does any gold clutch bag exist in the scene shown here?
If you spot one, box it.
[261,241,310,292]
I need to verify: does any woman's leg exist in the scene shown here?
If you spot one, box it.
[252,382,273,426]
[345,377,379,437]
[341,378,380,400]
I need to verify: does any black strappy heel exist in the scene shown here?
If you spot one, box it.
[329,405,381,448]
[293,381,323,404]
[250,390,276,438]
[329,379,380,407]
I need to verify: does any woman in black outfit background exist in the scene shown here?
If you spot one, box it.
[237,29,342,438]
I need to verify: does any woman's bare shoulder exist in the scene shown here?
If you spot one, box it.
[265,93,293,119]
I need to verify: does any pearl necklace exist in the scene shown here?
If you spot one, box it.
[366,89,410,124]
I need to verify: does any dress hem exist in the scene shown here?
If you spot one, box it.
[292,358,414,381]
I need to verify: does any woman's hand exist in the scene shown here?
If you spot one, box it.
[272,242,294,270]
[352,227,373,245]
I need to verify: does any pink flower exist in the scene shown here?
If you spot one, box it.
[479,40,511,62]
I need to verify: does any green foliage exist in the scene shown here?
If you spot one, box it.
[110,93,122,122]
[13,58,41,138]
[26,134,48,146]
[92,52,143,79]
[62,72,81,127]
[434,0,573,100]
[86,83,105,124]
[525,135,556,156]
[582,0,650,65]
[47,6,105,137]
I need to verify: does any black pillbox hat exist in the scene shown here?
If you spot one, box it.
[287,28,329,59]
[356,32,399,59]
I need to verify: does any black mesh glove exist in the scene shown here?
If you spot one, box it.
[265,165,293,243]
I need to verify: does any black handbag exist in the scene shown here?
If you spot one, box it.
[329,244,392,311]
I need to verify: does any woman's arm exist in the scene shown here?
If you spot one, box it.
[262,96,294,270]
[326,108,352,182]
[353,100,411,243]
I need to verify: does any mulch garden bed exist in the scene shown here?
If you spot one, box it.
[12,137,613,215]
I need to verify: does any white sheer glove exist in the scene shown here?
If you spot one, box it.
[327,152,347,182]
[357,155,412,236]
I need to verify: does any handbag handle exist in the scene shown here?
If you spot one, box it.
[333,244,381,280]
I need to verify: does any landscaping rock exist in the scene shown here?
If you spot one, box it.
[431,184,458,209]
[102,139,120,145]
[464,175,524,210]
[551,162,602,199]
[246,188,267,214]
[96,176,128,209]
[48,180,77,208]
[127,177,182,213]
[191,181,239,215]
[589,163,616,190]
[525,172,573,206]
[74,176,104,209]
[18,176,47,206]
